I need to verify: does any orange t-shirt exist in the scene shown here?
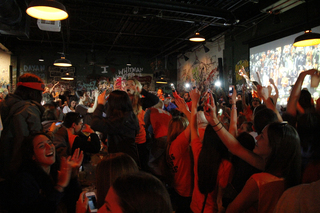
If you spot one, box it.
[168,132,192,197]
[135,110,146,144]
[149,108,172,139]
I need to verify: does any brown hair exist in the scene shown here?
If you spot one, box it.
[95,153,139,208]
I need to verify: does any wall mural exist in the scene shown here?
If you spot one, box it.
[177,36,224,93]
[0,50,11,93]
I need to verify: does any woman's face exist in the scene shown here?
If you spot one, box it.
[70,101,76,107]
[254,125,272,159]
[32,135,55,168]
[98,187,123,213]
[125,80,136,95]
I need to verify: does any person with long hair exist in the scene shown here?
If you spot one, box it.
[203,92,301,213]
[63,98,77,114]
[98,172,173,213]
[95,153,139,208]
[91,90,140,165]
[166,97,193,213]
[125,78,159,170]
[189,89,233,213]
[8,132,83,213]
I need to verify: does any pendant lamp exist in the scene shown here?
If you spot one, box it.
[293,0,320,47]
[54,54,72,67]
[189,32,205,42]
[61,72,74,80]
[293,30,320,47]
[26,0,68,21]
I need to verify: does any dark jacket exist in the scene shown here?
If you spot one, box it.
[8,160,81,213]
[91,104,140,164]
[0,94,44,179]
[53,126,101,162]
[140,89,159,110]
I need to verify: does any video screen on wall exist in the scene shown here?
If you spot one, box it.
[249,26,320,107]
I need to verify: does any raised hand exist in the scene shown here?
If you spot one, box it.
[69,148,84,178]
[57,157,72,189]
[175,97,189,113]
[257,85,268,101]
[97,90,107,105]
[189,88,201,103]
[231,85,237,104]
[204,93,217,125]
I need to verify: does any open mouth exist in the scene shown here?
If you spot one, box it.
[46,152,54,157]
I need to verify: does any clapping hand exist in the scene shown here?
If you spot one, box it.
[69,148,84,178]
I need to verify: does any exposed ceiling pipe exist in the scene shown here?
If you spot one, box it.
[104,0,235,21]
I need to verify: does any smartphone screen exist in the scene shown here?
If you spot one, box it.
[229,86,233,96]
[86,192,98,212]
[55,121,63,126]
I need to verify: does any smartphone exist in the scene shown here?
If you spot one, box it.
[55,121,63,126]
[86,192,98,213]
[229,86,233,96]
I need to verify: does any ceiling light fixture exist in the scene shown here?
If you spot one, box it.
[156,77,168,84]
[26,0,68,21]
[54,54,72,67]
[293,30,320,47]
[203,44,210,53]
[293,0,320,47]
[61,72,74,80]
[39,55,44,62]
[189,32,205,42]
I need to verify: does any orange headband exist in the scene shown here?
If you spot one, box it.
[17,82,45,91]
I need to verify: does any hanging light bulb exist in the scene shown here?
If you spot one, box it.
[54,54,72,67]
[26,0,68,21]
[189,32,205,42]
[293,30,320,47]
[61,72,74,80]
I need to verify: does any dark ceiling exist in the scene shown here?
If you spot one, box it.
[0,0,309,59]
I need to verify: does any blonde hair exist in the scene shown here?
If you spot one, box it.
[127,78,143,115]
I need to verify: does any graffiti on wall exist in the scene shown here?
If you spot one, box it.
[178,54,219,92]
[114,67,144,80]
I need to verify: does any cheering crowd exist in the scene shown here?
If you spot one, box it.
[0,69,320,212]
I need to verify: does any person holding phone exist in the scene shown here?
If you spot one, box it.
[8,132,83,213]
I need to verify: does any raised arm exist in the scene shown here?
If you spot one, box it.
[174,97,191,139]
[189,88,201,142]
[204,93,265,170]
[228,85,238,137]
[287,69,317,116]
[269,78,279,105]
[87,90,99,113]
[257,85,283,122]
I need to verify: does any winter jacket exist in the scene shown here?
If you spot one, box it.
[91,104,140,164]
[0,94,44,179]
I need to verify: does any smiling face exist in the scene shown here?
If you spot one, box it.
[98,187,123,213]
[32,135,55,169]
[254,125,272,160]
